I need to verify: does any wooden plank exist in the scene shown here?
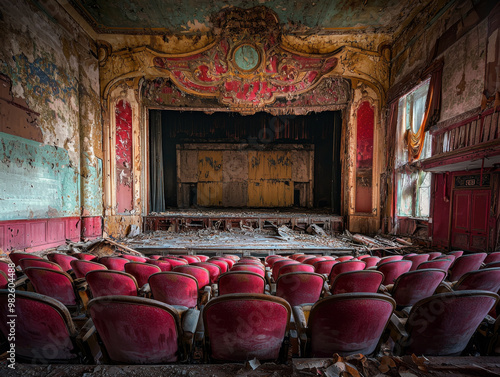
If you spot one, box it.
[458,126,465,148]
[491,111,499,139]
[469,120,476,147]
[474,120,482,145]
[197,182,223,206]
[450,128,456,151]
[464,123,470,147]
[483,114,492,143]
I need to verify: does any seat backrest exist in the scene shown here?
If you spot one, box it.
[218,271,266,295]
[24,267,77,306]
[86,270,139,298]
[356,255,371,260]
[376,260,412,285]
[0,290,77,362]
[278,263,315,277]
[448,253,487,282]
[9,252,42,267]
[211,256,234,268]
[362,256,380,269]
[484,261,500,269]
[289,254,305,260]
[304,257,326,265]
[98,256,130,271]
[404,290,499,355]
[391,269,447,307]
[75,253,97,261]
[230,264,265,277]
[0,271,8,289]
[307,293,395,357]
[149,272,199,308]
[20,258,63,272]
[417,258,453,271]
[377,255,404,266]
[121,254,148,263]
[191,262,221,283]
[296,255,315,263]
[276,272,325,307]
[266,255,285,266]
[0,260,15,280]
[449,250,464,258]
[70,260,107,279]
[47,253,78,272]
[88,296,182,363]
[336,256,354,262]
[484,252,500,264]
[179,255,201,264]
[329,260,366,284]
[196,255,210,262]
[427,252,442,260]
[124,262,161,288]
[203,293,291,362]
[272,260,300,281]
[434,254,457,263]
[330,270,384,295]
[159,256,189,268]
[313,260,337,275]
[146,259,172,271]
[173,265,210,288]
[454,268,500,292]
[403,254,430,271]
[207,259,229,273]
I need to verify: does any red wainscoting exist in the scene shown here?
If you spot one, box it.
[0,217,82,253]
[432,173,452,249]
[81,216,103,240]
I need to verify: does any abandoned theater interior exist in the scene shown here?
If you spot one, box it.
[1,0,500,375]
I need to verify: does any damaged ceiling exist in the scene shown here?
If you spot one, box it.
[68,0,434,35]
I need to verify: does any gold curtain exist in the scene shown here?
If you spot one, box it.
[406,64,443,163]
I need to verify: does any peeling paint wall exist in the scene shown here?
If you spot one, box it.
[0,0,102,225]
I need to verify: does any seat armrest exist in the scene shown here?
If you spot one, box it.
[74,279,88,292]
[435,281,453,294]
[200,286,211,305]
[182,308,200,337]
[77,318,96,343]
[322,281,331,296]
[14,275,29,289]
[292,305,311,356]
[388,313,409,354]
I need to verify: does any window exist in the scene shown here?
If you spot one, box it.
[395,79,432,218]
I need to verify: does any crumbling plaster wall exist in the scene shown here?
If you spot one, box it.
[0,0,102,221]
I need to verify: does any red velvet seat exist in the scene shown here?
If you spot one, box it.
[0,272,8,289]
[417,258,453,271]
[330,270,384,295]
[148,255,162,260]
[88,295,197,363]
[484,261,500,269]
[146,259,172,271]
[86,270,139,298]
[0,260,16,280]
[328,260,366,284]
[149,272,199,308]
[296,256,315,263]
[98,256,130,271]
[75,253,98,261]
[484,252,500,264]
[448,253,487,282]
[377,260,412,285]
[278,263,315,277]
[179,255,201,264]
[266,255,285,266]
[121,254,148,263]
[272,260,300,281]
[196,255,210,262]
[47,253,78,272]
[435,254,457,264]
[403,254,430,271]
[23,267,84,309]
[230,264,265,277]
[356,255,371,260]
[313,260,338,275]
[207,259,229,273]
[335,256,354,262]
[362,256,381,268]
[70,260,107,279]
[125,262,161,288]
[453,268,500,293]
[210,256,234,268]
[159,256,188,268]
[218,271,266,295]
[427,252,442,260]
[9,252,42,267]
[202,293,291,362]
[235,260,264,267]
[0,290,92,363]
[20,258,63,272]
[390,269,447,308]
[289,254,305,260]
[293,293,395,357]
[192,262,221,284]
[449,250,464,258]
[173,265,211,288]
[377,255,404,266]
[304,257,326,265]
[276,272,325,307]
[391,290,499,355]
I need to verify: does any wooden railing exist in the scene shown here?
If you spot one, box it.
[432,106,499,156]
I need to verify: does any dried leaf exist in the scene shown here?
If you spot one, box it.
[345,362,362,377]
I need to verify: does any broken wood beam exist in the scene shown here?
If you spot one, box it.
[306,224,327,237]
[103,238,144,256]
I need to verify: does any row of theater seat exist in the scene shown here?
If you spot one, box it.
[1,250,500,364]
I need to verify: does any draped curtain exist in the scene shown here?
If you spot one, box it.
[405,64,443,163]
[150,111,165,212]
